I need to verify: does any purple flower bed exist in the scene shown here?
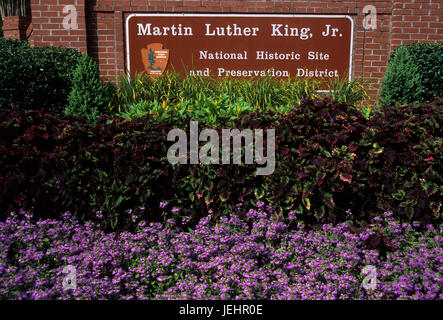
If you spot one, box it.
[0,205,442,300]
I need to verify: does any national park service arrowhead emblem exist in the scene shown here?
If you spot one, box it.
[141,43,169,76]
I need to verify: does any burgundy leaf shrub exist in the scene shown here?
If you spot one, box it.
[0,98,441,228]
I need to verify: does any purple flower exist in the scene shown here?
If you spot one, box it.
[0,202,440,300]
[159,202,168,209]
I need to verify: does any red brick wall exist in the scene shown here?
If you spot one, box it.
[1,16,32,40]
[29,0,87,52]
[26,0,443,101]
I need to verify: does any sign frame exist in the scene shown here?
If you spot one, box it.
[125,13,354,83]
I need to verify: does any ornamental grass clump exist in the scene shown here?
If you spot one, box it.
[0,38,81,112]
[108,71,368,118]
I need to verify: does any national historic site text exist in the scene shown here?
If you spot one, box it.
[127,15,352,80]
[135,22,344,78]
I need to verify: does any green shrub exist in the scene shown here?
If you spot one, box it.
[0,38,81,111]
[32,46,83,110]
[406,42,443,100]
[0,39,36,110]
[379,42,443,106]
[65,53,108,124]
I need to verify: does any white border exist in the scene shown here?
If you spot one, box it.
[125,13,354,82]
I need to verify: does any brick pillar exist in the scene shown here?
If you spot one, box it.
[1,16,30,40]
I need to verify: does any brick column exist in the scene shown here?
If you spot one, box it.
[1,16,30,40]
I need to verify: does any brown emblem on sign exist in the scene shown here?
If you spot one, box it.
[141,43,169,76]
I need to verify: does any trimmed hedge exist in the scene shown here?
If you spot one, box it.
[379,42,443,106]
[0,98,441,229]
[0,38,81,112]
